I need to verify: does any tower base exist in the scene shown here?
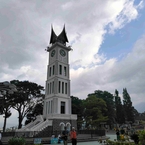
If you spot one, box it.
[52,118,77,131]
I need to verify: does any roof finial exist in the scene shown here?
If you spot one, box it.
[49,25,69,45]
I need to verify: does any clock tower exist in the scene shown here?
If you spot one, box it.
[43,26,77,131]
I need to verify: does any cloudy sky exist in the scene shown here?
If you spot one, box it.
[0,0,145,128]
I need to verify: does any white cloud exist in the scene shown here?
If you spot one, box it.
[108,0,141,34]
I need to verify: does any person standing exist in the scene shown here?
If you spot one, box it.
[70,127,77,145]
[61,127,69,145]
[120,127,125,135]
[116,128,120,140]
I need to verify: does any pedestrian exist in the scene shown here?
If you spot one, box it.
[70,127,77,145]
[116,128,120,140]
[58,134,63,144]
[120,127,125,135]
[61,127,69,145]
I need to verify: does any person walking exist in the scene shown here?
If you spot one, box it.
[70,127,77,145]
[61,127,69,145]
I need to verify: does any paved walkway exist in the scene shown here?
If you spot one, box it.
[46,131,134,145]
[43,132,117,145]
[1,132,114,145]
[2,130,134,145]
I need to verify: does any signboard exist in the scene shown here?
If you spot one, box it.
[51,138,58,144]
[34,138,42,144]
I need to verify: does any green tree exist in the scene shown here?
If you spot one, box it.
[10,80,44,129]
[0,93,13,132]
[123,88,134,123]
[132,108,139,117]
[114,89,125,124]
[25,100,43,125]
[89,90,115,128]
[83,95,108,129]
[140,111,145,116]
[71,96,84,130]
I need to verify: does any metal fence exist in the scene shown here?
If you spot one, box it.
[2,129,105,138]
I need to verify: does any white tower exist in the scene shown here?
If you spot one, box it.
[43,26,77,131]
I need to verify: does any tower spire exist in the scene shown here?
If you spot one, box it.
[49,25,69,46]
[49,25,57,44]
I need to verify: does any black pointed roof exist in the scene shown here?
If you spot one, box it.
[49,26,69,45]
[50,27,57,44]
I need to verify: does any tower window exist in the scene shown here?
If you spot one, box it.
[62,82,64,94]
[61,101,65,114]
[48,101,50,114]
[65,83,67,94]
[64,66,67,76]
[49,67,51,77]
[46,102,48,114]
[52,81,54,93]
[50,82,52,94]
[59,65,62,75]
[53,65,55,75]
[48,83,49,95]
[51,100,53,113]
[59,81,61,93]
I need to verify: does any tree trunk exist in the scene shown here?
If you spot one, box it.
[18,117,23,129]
[18,113,23,129]
[3,115,7,132]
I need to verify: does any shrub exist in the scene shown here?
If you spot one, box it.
[138,130,145,144]
[8,137,26,145]
[98,135,136,145]
[130,133,139,144]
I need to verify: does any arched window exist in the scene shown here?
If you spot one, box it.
[66,122,71,131]
[59,122,65,131]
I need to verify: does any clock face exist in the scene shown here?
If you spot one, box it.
[51,50,55,57]
[60,49,66,57]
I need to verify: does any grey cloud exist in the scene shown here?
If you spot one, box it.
[0,0,48,70]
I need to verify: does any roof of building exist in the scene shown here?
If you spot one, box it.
[49,25,69,45]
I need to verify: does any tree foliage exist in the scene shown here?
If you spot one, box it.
[71,96,84,130]
[89,90,115,127]
[123,88,134,123]
[0,93,13,132]
[10,80,44,129]
[25,101,43,125]
[114,89,125,124]
[83,95,108,129]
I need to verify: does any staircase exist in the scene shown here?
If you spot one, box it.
[34,126,53,137]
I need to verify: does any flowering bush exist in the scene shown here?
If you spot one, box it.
[98,130,145,145]
[98,135,135,145]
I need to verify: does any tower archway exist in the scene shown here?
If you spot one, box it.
[59,122,65,131]
[66,122,71,131]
